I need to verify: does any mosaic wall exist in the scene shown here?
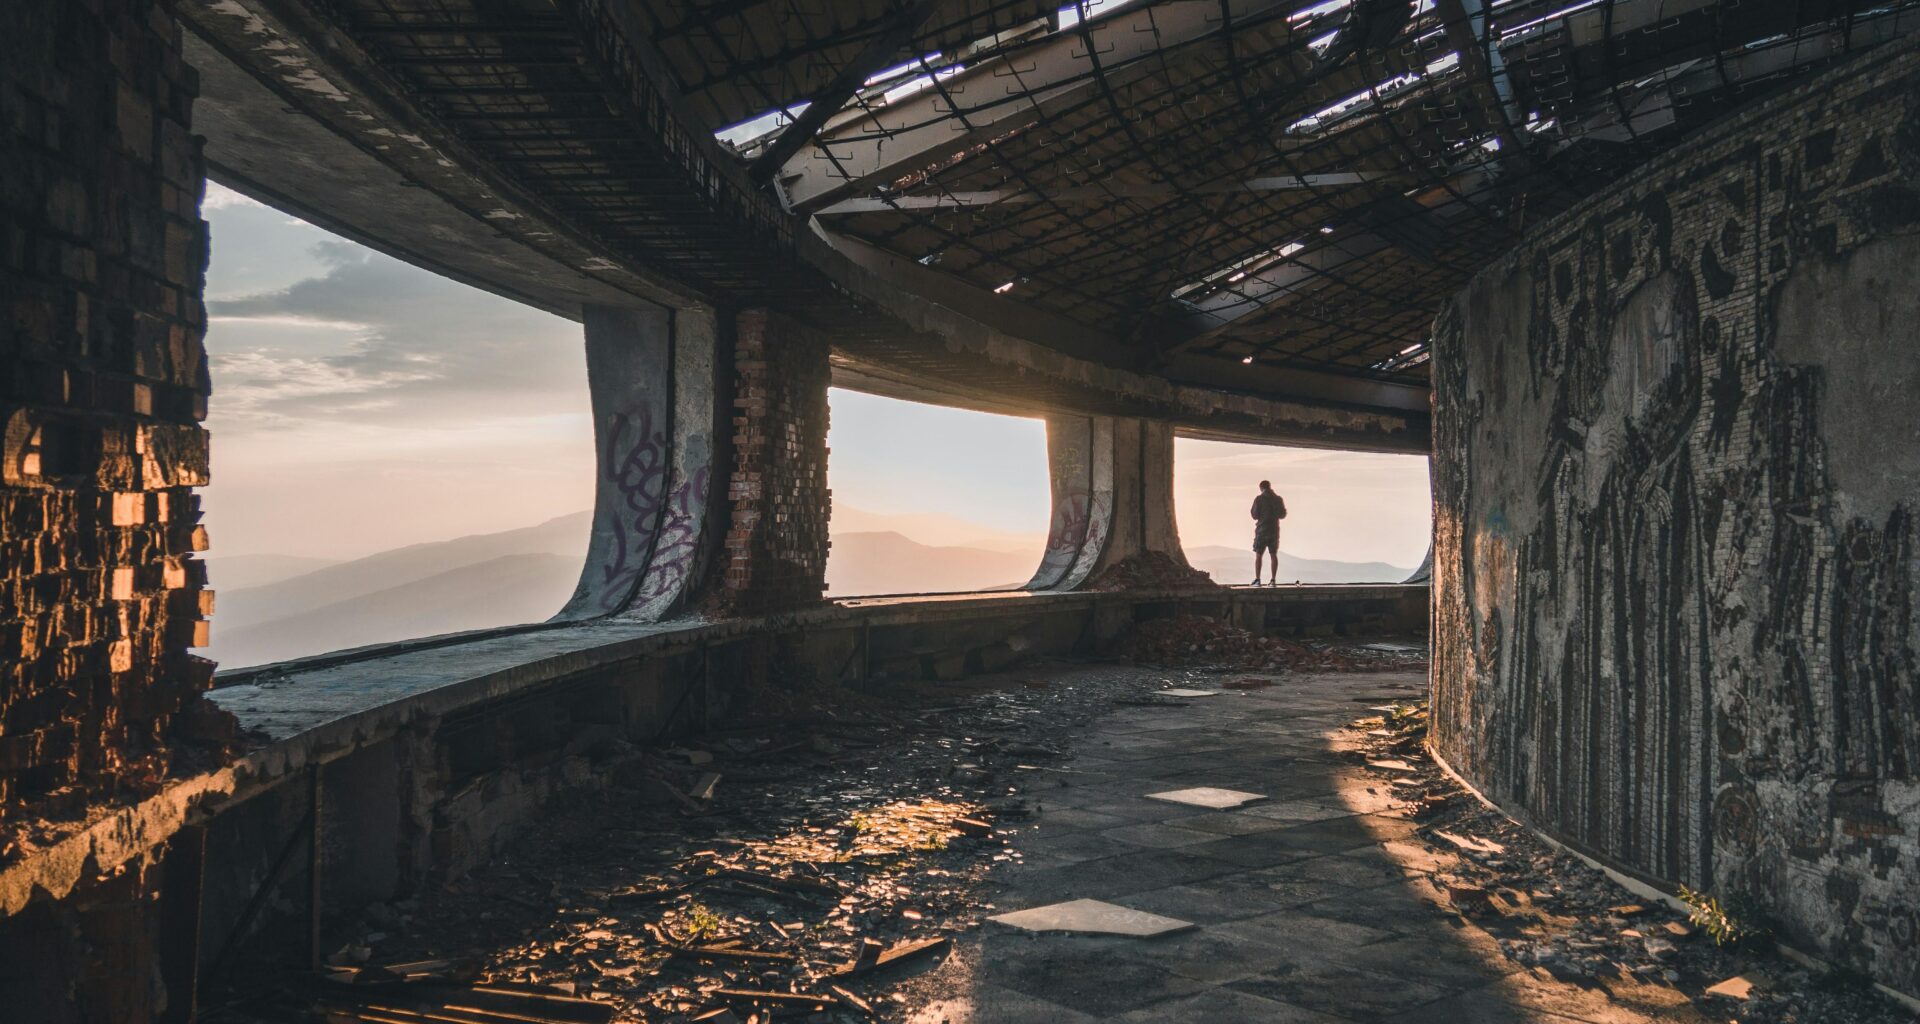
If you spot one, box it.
[1431,38,1920,994]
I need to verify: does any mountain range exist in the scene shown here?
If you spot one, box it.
[202,507,1410,670]
[1181,545,1415,586]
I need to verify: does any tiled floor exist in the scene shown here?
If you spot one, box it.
[898,669,1705,1023]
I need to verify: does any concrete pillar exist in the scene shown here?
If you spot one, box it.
[554,305,721,622]
[1028,415,1199,591]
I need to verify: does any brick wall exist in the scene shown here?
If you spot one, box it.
[1431,38,1920,995]
[708,310,830,615]
[1,0,220,823]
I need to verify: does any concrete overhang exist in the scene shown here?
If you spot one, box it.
[176,0,1429,450]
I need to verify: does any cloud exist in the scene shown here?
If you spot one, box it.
[204,235,586,430]
[211,348,439,423]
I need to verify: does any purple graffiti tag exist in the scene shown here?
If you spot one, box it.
[629,464,710,613]
[1048,491,1091,555]
[594,408,671,611]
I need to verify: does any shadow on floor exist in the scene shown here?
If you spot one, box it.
[897,667,1713,1023]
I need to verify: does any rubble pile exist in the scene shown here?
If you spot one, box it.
[1348,703,1915,1024]
[1113,615,1403,673]
[212,663,1156,1024]
[1082,551,1216,591]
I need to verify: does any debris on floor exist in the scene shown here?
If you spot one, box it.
[1112,615,1424,673]
[1082,551,1216,591]
[205,663,1173,1024]
[1346,701,1916,1024]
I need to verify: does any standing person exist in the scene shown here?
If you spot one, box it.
[1250,480,1287,585]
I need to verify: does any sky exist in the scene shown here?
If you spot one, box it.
[200,183,593,559]
[1173,439,1431,567]
[198,182,1430,568]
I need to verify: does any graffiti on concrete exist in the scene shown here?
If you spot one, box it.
[556,308,674,622]
[1029,417,1095,590]
[589,407,672,613]
[628,463,710,617]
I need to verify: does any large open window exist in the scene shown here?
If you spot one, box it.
[824,390,1048,596]
[1174,438,1430,584]
[199,183,593,669]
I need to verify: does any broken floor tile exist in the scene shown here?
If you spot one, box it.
[989,898,1196,937]
[1146,787,1268,810]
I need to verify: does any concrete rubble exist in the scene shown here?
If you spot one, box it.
[1113,614,1428,674]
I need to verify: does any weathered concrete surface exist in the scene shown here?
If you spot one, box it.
[556,305,720,622]
[901,666,1720,1023]
[1431,36,1920,997]
[557,306,676,619]
[1028,416,1198,592]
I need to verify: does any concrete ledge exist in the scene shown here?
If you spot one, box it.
[0,584,1424,919]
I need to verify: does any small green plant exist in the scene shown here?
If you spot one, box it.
[848,812,875,834]
[1679,886,1773,950]
[682,901,722,940]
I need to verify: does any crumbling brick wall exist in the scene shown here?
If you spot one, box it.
[1431,38,1920,996]
[708,310,830,616]
[1,0,219,821]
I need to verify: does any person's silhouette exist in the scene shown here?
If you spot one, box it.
[1250,480,1287,585]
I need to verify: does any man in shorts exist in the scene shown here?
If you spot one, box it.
[1250,479,1287,585]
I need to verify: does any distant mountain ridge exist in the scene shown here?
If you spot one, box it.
[212,553,579,669]
[828,507,1043,554]
[1183,545,1414,585]
[206,512,590,669]
[212,512,590,632]
[203,508,1412,671]
[200,552,340,592]
[825,531,1034,596]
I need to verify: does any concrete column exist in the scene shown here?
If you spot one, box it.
[1028,415,1198,591]
[554,305,721,622]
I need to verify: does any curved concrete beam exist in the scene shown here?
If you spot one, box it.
[176,0,1431,448]
[555,306,720,622]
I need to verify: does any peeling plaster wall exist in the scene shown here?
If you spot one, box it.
[1431,40,1920,995]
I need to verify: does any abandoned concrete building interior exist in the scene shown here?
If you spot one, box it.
[5,0,1920,1020]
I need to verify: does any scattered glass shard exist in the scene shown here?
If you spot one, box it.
[988,898,1195,937]
[1146,787,1267,809]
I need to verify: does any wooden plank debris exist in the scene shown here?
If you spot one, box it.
[834,936,951,978]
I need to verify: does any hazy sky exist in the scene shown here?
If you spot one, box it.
[199,183,1430,567]
[200,184,593,559]
[1174,440,1430,566]
[827,393,1048,535]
